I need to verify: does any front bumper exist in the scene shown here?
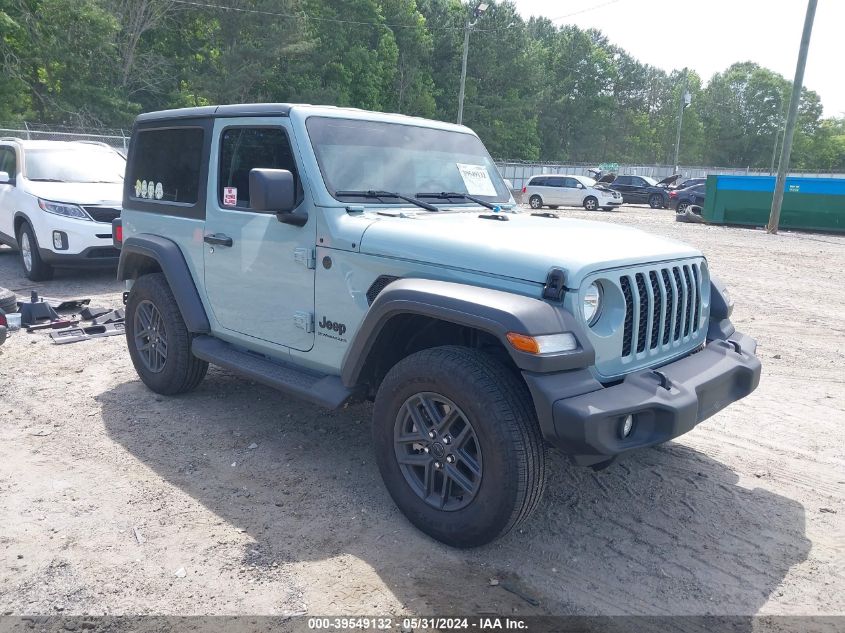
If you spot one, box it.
[524,331,761,466]
[38,245,120,267]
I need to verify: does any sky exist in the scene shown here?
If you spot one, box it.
[510,0,844,118]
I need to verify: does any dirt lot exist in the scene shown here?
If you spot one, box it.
[0,206,843,619]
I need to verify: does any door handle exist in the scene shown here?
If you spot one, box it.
[204,233,233,247]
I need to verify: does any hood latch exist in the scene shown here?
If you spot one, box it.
[542,267,566,302]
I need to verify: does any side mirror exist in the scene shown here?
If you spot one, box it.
[577,183,585,189]
[249,168,305,226]
[0,171,10,184]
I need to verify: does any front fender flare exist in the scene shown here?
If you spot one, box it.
[118,234,210,333]
[340,278,594,387]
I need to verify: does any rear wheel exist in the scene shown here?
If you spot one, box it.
[125,273,208,395]
[373,346,546,548]
[17,223,53,281]
[528,195,543,209]
[583,196,598,211]
[677,201,690,213]
[648,194,664,209]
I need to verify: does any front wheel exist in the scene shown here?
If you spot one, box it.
[528,195,543,209]
[17,223,54,281]
[648,194,664,209]
[583,196,598,211]
[125,273,208,395]
[372,346,546,548]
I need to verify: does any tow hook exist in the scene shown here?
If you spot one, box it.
[653,370,673,390]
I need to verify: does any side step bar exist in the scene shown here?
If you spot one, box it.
[191,336,357,409]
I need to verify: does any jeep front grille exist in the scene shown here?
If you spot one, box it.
[620,261,704,358]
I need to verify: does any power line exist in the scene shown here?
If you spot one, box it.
[547,0,624,23]
[168,0,518,32]
[168,0,620,34]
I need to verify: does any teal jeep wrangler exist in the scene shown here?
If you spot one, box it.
[114,103,761,547]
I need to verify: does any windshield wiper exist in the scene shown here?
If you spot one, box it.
[27,178,67,183]
[335,190,439,212]
[416,191,499,211]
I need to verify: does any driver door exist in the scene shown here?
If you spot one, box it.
[203,120,316,352]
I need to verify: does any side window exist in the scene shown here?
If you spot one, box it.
[547,177,565,188]
[129,128,204,204]
[614,176,630,186]
[563,177,580,188]
[0,148,16,177]
[218,127,302,210]
[530,177,547,187]
[631,177,645,187]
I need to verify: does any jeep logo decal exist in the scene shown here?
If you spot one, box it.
[318,316,347,337]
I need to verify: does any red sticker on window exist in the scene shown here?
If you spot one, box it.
[223,187,237,206]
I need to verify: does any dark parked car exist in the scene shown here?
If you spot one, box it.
[594,173,681,208]
[669,183,707,212]
[675,177,706,190]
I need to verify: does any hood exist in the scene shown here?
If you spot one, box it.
[588,169,616,183]
[24,180,123,206]
[359,210,701,286]
[655,174,681,187]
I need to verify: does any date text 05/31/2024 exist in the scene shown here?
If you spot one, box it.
[307,617,528,630]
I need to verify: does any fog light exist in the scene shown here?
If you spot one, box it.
[52,231,68,250]
[620,414,634,439]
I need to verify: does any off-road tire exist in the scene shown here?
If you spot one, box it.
[125,273,208,395]
[17,223,54,281]
[0,287,16,314]
[372,346,546,548]
[528,195,543,209]
[583,196,598,211]
[648,194,664,209]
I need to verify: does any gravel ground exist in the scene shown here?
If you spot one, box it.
[0,206,843,619]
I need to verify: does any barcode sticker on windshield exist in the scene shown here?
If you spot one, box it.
[456,163,497,197]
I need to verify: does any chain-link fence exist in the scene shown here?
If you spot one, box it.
[494,160,845,192]
[0,122,129,152]
[3,122,843,188]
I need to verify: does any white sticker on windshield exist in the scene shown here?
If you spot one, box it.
[456,163,497,197]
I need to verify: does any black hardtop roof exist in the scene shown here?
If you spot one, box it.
[135,103,293,124]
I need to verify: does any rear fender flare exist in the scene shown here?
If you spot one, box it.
[118,234,210,333]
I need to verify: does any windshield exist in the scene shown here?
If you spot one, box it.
[306,117,510,203]
[642,176,658,186]
[25,146,125,183]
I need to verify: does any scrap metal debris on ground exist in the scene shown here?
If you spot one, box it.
[0,290,125,346]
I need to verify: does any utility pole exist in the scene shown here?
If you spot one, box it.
[457,2,488,125]
[768,0,817,234]
[672,68,690,172]
[770,98,787,175]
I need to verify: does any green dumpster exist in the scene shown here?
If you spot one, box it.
[702,175,845,233]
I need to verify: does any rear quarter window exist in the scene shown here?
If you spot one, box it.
[129,128,202,203]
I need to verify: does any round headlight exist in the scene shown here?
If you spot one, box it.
[583,282,602,325]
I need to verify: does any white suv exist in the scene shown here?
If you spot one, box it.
[0,139,125,280]
[522,174,622,212]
